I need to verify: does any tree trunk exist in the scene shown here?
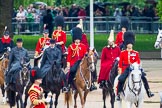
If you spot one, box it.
[0,0,14,38]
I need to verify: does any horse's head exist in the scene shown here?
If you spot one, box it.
[154,29,162,49]
[85,49,98,72]
[20,58,30,85]
[129,63,142,95]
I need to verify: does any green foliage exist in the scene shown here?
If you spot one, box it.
[157,0,162,21]
[13,34,158,51]
[14,0,54,9]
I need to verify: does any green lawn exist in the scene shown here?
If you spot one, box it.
[13,34,158,51]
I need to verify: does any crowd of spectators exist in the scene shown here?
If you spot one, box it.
[12,3,158,34]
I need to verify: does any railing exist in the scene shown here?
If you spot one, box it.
[11,16,162,35]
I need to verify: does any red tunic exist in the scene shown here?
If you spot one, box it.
[98,46,121,83]
[115,31,124,47]
[81,33,89,50]
[67,43,87,67]
[28,84,45,108]
[119,50,140,74]
[52,30,66,52]
[35,37,51,54]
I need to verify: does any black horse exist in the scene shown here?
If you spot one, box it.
[42,60,65,108]
[7,58,30,108]
[102,59,119,108]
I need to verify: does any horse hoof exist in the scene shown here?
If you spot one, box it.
[1,97,7,105]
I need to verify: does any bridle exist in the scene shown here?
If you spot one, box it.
[155,33,162,48]
[128,71,142,96]
[20,61,30,86]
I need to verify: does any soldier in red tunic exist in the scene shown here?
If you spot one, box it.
[34,29,51,66]
[76,19,89,50]
[116,31,154,101]
[67,27,87,86]
[52,15,66,53]
[28,67,46,108]
[98,30,121,88]
[115,17,129,50]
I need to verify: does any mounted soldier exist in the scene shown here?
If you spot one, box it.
[0,31,14,56]
[76,19,98,91]
[116,31,154,101]
[52,15,66,53]
[66,27,87,88]
[40,39,69,92]
[98,30,121,88]
[5,38,30,88]
[115,17,129,50]
[34,29,51,66]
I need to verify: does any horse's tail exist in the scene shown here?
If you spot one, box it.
[64,91,72,105]
[7,89,16,106]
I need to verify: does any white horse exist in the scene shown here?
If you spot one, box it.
[114,63,145,108]
[154,29,162,49]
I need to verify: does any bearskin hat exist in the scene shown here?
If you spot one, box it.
[124,31,135,46]
[55,15,64,27]
[30,66,42,83]
[71,27,82,42]
[120,17,129,30]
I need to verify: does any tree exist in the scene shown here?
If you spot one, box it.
[0,0,13,38]
[157,0,162,21]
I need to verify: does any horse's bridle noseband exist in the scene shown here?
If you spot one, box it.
[128,72,142,96]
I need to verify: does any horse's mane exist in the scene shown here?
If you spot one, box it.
[109,60,119,87]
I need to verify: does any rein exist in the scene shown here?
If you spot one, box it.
[128,72,142,96]
[79,56,93,90]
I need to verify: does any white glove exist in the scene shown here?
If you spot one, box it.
[7,47,11,52]
[116,57,120,61]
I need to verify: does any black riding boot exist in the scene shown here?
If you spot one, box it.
[99,81,105,89]
[142,76,154,98]
[116,82,124,101]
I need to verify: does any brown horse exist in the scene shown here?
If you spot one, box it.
[65,50,97,108]
[0,52,9,104]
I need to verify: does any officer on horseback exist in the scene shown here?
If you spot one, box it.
[52,15,66,53]
[6,38,30,88]
[28,67,45,108]
[34,29,51,66]
[66,27,87,88]
[0,31,14,55]
[115,17,129,50]
[116,31,154,101]
[98,30,121,88]
[40,39,69,92]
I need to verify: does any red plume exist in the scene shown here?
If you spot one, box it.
[31,70,36,77]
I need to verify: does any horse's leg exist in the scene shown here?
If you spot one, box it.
[1,84,7,104]
[126,101,131,108]
[110,89,115,108]
[102,89,107,108]
[19,94,24,108]
[24,93,28,108]
[54,93,60,108]
[117,100,122,108]
[16,94,19,108]
[49,95,53,108]
[74,91,78,108]
[83,90,89,104]
[78,88,84,108]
